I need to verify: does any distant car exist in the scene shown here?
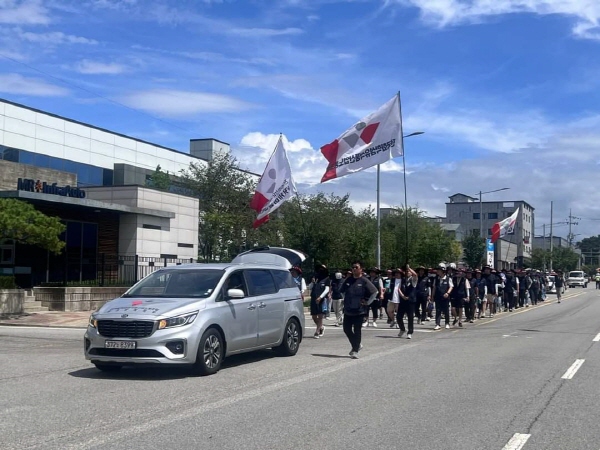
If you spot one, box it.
[567,270,587,288]
[84,253,305,375]
[546,275,557,294]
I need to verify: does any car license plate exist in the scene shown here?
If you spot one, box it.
[105,340,136,349]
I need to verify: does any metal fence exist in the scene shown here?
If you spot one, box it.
[97,254,196,287]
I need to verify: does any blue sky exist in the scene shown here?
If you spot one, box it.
[2,0,600,239]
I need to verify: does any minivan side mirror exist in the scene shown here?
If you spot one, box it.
[227,288,245,299]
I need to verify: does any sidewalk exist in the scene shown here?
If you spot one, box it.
[0,311,90,328]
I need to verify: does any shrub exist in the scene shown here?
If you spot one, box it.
[0,276,17,289]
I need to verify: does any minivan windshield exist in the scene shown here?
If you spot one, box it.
[569,271,584,278]
[123,269,225,298]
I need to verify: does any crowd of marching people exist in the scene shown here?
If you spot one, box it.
[289,261,566,359]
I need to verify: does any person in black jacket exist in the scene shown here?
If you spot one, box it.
[397,265,418,339]
[340,261,378,359]
[414,266,431,324]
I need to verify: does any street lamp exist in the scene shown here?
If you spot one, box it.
[376,131,425,268]
[477,187,510,238]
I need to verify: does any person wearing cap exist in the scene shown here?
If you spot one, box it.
[308,265,330,339]
[397,264,418,338]
[432,264,453,330]
[290,266,306,294]
[388,268,404,328]
[414,266,432,324]
[503,269,518,312]
[529,270,541,306]
[481,266,497,318]
[330,271,345,326]
[340,261,378,359]
[364,267,384,327]
[472,269,486,320]
[464,270,477,323]
[450,269,469,327]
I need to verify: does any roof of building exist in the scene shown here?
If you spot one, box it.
[440,223,462,231]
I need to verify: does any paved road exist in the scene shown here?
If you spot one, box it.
[1,288,599,450]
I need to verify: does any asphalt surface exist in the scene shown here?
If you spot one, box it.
[1,288,599,450]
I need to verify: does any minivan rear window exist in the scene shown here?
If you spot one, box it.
[271,270,298,291]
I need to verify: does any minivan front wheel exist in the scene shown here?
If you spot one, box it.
[274,318,301,356]
[193,328,223,376]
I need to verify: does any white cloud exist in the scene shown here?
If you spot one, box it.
[75,59,126,74]
[234,124,600,238]
[0,0,50,24]
[16,29,98,45]
[121,89,253,118]
[228,27,304,37]
[0,73,69,96]
[395,0,600,41]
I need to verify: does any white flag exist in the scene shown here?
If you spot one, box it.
[491,208,519,243]
[249,138,297,228]
[320,94,404,182]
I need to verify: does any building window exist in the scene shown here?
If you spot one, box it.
[473,213,480,219]
[142,224,161,230]
[488,213,498,219]
[472,229,479,236]
[0,239,15,265]
[487,228,492,236]
[178,243,194,248]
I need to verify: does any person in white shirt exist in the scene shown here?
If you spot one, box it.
[387,269,404,328]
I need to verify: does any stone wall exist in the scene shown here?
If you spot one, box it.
[34,287,128,312]
[0,160,77,191]
[0,289,24,315]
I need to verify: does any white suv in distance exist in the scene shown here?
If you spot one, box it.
[567,270,587,288]
[84,253,305,375]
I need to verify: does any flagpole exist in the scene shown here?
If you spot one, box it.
[376,164,381,268]
[399,91,409,266]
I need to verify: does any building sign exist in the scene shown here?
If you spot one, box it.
[17,178,86,198]
[486,238,494,267]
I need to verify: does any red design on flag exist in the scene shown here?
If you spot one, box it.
[250,138,297,228]
[491,208,519,243]
[132,300,143,306]
[319,95,403,182]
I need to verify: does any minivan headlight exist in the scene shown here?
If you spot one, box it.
[158,312,198,330]
[88,315,97,329]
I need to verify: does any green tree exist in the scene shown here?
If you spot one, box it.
[0,199,65,253]
[462,232,486,269]
[530,248,550,270]
[148,165,171,191]
[179,152,280,262]
[551,247,580,272]
[381,207,459,268]
[576,235,600,267]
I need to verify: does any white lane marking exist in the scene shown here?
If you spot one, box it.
[561,359,585,380]
[502,433,531,450]
[51,340,418,450]
[593,333,600,342]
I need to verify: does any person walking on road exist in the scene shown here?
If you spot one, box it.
[555,270,564,303]
[388,268,404,328]
[432,264,453,330]
[451,269,469,328]
[415,266,432,324]
[340,261,378,359]
[398,265,418,339]
[364,267,384,328]
[308,265,330,339]
[330,271,345,326]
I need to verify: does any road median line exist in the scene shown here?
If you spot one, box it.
[502,433,531,450]
[561,359,585,380]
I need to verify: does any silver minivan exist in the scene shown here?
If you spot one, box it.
[84,253,304,375]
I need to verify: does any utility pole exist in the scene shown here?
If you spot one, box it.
[549,201,553,272]
[566,209,581,247]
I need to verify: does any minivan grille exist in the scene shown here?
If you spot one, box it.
[97,320,154,338]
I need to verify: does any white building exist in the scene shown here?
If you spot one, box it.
[0,98,233,287]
